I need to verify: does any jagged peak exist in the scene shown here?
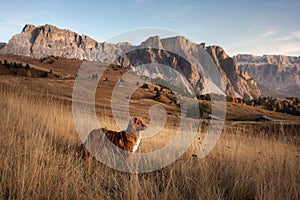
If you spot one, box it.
[198,42,206,49]
[23,24,74,34]
[22,24,36,33]
[42,24,61,30]
[162,35,190,44]
[206,45,224,51]
[206,45,229,60]
[140,35,163,49]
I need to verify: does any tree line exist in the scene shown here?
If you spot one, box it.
[0,59,51,78]
[0,59,30,70]
[227,95,300,116]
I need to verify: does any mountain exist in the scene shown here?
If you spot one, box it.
[0,24,261,98]
[234,54,300,97]
[0,24,130,62]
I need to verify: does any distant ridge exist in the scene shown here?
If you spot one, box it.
[234,54,300,97]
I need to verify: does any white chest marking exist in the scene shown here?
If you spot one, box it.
[132,137,141,153]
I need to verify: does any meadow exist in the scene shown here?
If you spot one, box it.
[0,82,299,200]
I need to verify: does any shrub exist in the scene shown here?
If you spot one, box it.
[154,87,161,99]
[41,71,48,78]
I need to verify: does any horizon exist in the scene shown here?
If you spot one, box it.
[0,0,299,57]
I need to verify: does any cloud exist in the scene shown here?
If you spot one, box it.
[275,31,300,41]
[259,29,277,38]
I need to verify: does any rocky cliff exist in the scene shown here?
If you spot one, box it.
[234,54,300,97]
[206,46,261,99]
[0,24,130,62]
[0,24,261,98]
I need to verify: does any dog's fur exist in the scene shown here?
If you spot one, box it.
[75,117,147,159]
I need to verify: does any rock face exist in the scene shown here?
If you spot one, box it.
[234,54,300,97]
[0,24,261,98]
[206,46,261,98]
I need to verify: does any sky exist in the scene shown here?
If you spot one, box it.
[0,0,300,56]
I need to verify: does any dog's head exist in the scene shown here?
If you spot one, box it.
[130,116,148,131]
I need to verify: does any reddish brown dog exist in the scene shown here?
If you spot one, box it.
[75,117,148,159]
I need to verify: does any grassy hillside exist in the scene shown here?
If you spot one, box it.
[0,80,299,199]
[0,54,82,78]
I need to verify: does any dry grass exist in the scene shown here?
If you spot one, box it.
[0,83,299,200]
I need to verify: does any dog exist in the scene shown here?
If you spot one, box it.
[75,117,148,159]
